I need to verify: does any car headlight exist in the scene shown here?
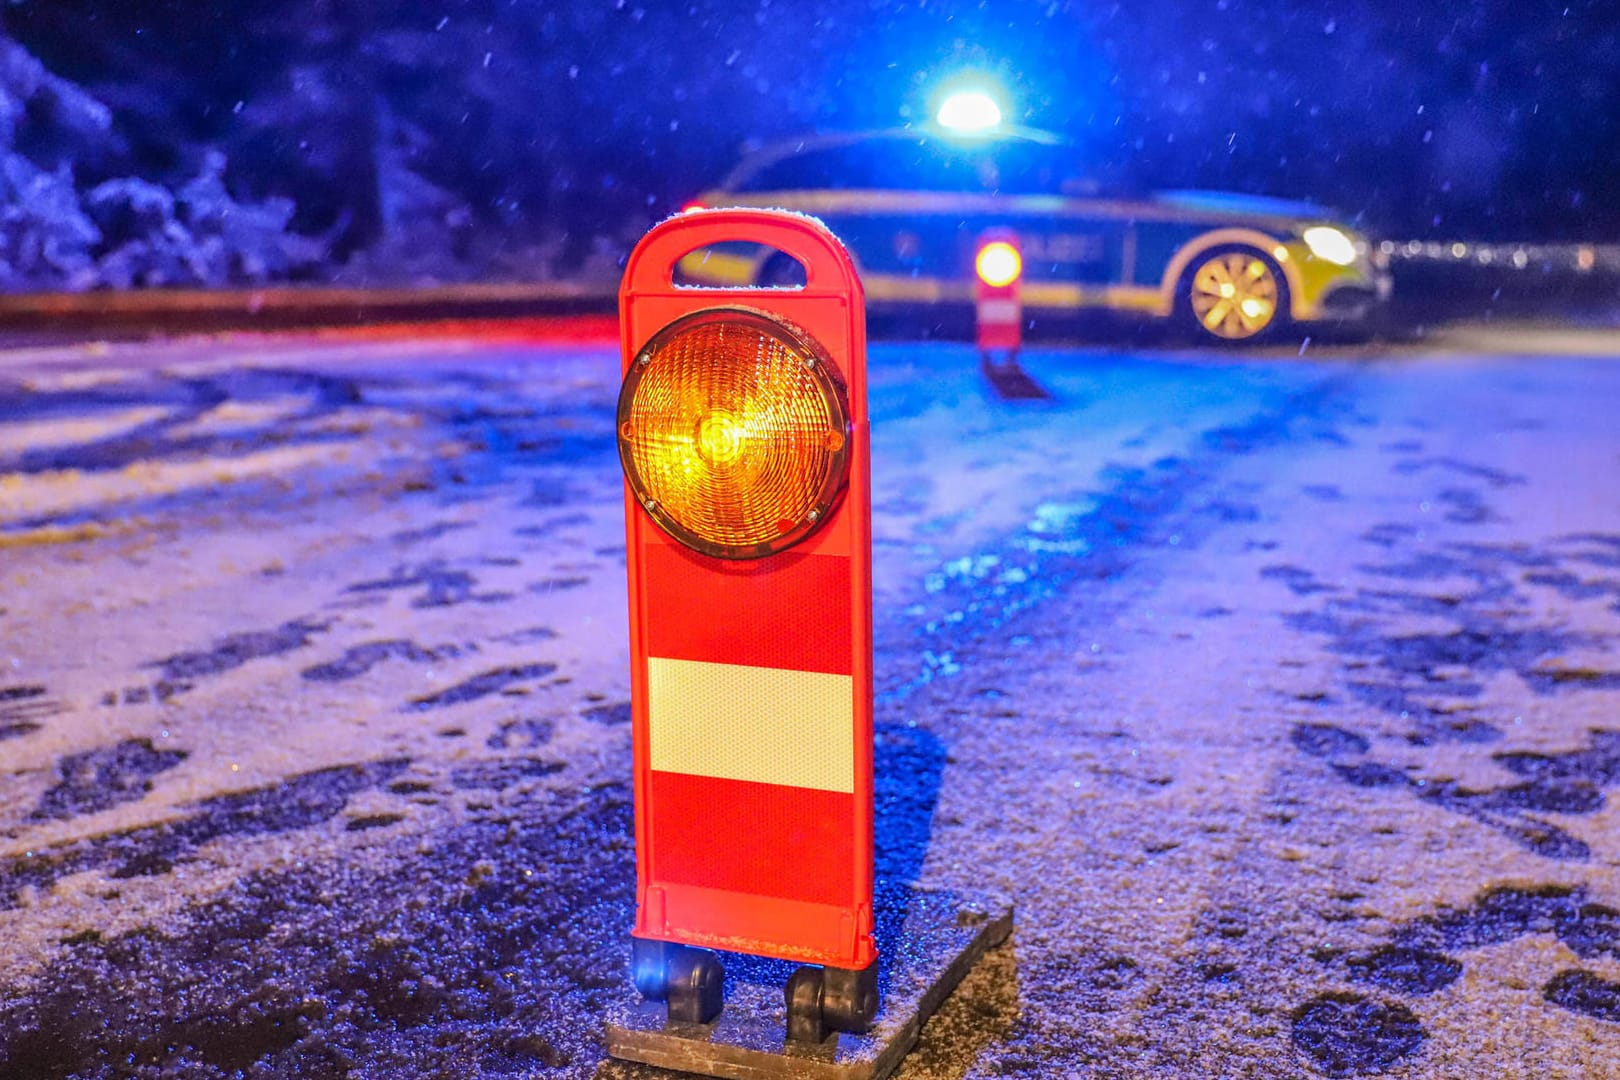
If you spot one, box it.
[1303,226,1358,267]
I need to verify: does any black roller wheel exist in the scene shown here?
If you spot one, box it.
[632,939,725,1025]
[785,966,828,1043]
[785,960,878,1043]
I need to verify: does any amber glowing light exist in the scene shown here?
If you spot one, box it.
[617,308,851,559]
[975,241,1022,288]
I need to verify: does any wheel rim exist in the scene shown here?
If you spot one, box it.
[1188,252,1280,339]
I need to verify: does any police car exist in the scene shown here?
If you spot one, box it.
[677,127,1391,343]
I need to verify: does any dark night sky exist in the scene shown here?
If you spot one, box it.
[626,0,1620,240]
[3,0,1618,283]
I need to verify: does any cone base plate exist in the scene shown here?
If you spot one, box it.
[602,888,1013,1080]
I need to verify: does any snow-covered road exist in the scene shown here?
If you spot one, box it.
[1,330,1618,1078]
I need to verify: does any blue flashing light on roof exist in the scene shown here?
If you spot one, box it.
[936,89,1003,133]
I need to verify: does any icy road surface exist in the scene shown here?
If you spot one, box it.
[1,330,1619,1079]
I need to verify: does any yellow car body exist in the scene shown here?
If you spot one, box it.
[678,129,1392,341]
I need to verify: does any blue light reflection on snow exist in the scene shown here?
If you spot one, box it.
[875,359,1347,701]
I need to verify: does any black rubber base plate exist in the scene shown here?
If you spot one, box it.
[602,888,1013,1080]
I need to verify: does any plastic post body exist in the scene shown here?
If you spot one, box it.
[618,209,877,975]
[975,227,1023,354]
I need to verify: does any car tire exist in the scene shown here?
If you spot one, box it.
[1176,245,1291,345]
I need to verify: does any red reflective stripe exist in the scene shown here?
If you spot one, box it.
[642,541,852,675]
[648,770,854,908]
[977,280,1022,349]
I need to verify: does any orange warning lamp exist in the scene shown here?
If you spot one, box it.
[975,228,1023,355]
[615,208,877,1044]
[975,240,1022,288]
[617,308,851,559]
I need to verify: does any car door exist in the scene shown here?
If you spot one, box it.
[983,145,1131,299]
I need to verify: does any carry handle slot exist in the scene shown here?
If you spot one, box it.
[624,209,860,298]
[672,243,806,290]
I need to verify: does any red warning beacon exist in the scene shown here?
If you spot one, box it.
[616,208,877,1042]
[974,228,1023,358]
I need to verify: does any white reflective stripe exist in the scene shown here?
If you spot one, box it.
[648,657,854,793]
[977,298,1021,324]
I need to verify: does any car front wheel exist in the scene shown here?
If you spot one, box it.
[1177,246,1290,343]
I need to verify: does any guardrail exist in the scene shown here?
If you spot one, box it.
[0,280,618,334]
[1382,240,1620,276]
[0,247,1611,341]
[1375,240,1619,328]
